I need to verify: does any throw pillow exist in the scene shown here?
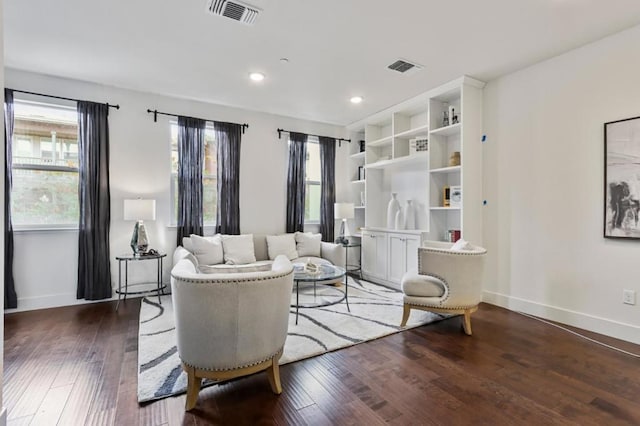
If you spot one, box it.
[221,234,257,265]
[266,234,299,260]
[450,238,473,251]
[295,232,322,257]
[190,234,224,265]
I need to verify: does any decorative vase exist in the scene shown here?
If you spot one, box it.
[386,193,400,229]
[395,208,404,230]
[403,200,416,230]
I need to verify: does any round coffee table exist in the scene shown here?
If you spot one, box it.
[291,263,349,325]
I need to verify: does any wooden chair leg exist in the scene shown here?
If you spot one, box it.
[266,357,282,394]
[400,304,411,327]
[185,365,202,411]
[462,309,473,336]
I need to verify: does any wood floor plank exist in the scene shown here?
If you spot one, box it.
[4,300,640,425]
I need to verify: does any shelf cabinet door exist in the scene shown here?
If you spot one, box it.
[387,234,407,283]
[362,231,387,280]
[405,235,420,274]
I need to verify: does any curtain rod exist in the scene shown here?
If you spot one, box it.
[8,88,120,109]
[277,128,351,147]
[147,109,249,134]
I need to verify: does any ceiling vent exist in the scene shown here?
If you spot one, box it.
[387,59,423,74]
[206,0,261,25]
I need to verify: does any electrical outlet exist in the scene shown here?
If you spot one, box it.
[623,289,636,305]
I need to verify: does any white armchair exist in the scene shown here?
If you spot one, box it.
[400,242,487,335]
[171,255,294,410]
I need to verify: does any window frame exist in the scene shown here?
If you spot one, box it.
[303,136,322,225]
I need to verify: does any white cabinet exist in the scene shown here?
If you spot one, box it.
[362,229,423,288]
[361,230,387,281]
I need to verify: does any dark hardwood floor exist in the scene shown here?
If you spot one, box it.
[4,299,640,425]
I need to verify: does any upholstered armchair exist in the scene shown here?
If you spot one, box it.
[400,241,487,335]
[171,255,294,410]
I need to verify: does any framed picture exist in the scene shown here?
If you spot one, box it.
[358,166,366,181]
[450,185,462,208]
[604,116,640,238]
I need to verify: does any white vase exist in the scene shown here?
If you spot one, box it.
[386,193,400,229]
[404,200,416,230]
[395,208,404,230]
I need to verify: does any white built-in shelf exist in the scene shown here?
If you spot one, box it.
[429,122,461,137]
[351,233,363,238]
[350,151,366,160]
[430,206,461,211]
[367,135,393,147]
[363,227,427,235]
[366,152,428,169]
[430,165,461,174]
[354,206,365,209]
[351,179,365,184]
[394,124,430,139]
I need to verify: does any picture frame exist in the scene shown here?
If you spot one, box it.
[604,116,640,239]
[358,166,366,181]
[450,185,462,208]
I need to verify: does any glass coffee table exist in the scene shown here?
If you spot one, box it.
[291,263,349,325]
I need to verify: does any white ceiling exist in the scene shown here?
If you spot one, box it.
[5,0,640,125]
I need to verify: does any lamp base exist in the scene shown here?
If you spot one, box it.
[130,220,149,255]
[335,219,350,245]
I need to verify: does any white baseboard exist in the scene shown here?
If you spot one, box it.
[483,290,640,345]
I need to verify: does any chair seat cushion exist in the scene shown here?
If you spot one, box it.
[198,260,273,274]
[401,273,445,297]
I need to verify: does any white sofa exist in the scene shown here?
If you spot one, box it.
[171,254,294,410]
[173,232,345,273]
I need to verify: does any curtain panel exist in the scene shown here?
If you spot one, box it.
[286,132,308,233]
[318,136,336,242]
[176,116,206,245]
[3,89,17,308]
[214,122,242,235]
[77,101,112,300]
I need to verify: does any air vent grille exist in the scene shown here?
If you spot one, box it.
[387,59,423,74]
[206,0,261,25]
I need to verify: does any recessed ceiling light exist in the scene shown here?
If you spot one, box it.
[280,58,289,64]
[350,96,363,104]
[249,72,265,82]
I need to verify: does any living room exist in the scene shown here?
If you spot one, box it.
[2,0,640,425]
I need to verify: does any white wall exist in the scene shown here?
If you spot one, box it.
[482,24,640,344]
[5,68,349,312]
[1,0,7,422]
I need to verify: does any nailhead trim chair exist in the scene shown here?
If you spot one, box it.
[400,242,487,335]
[171,255,294,410]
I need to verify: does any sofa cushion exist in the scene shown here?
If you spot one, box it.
[266,234,299,260]
[190,234,224,265]
[222,234,257,265]
[295,232,322,257]
[182,236,194,253]
[401,273,445,297]
[198,260,272,274]
[173,246,199,268]
[252,234,269,261]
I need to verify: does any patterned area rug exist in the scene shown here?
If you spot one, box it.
[137,276,446,403]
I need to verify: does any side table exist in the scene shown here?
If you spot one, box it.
[115,252,167,311]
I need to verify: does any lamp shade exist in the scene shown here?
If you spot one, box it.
[334,202,355,220]
[124,199,156,221]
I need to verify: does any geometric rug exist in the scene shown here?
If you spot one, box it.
[137,276,447,403]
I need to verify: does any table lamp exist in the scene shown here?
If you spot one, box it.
[334,202,354,244]
[124,199,156,255]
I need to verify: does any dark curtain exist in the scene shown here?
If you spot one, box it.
[77,101,112,300]
[176,116,206,245]
[215,122,242,235]
[4,89,17,308]
[319,137,336,242]
[286,132,308,233]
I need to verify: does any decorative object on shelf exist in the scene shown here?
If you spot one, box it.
[448,105,459,125]
[449,151,461,166]
[442,110,449,127]
[394,208,404,230]
[450,186,462,208]
[443,186,450,207]
[124,199,156,255]
[360,191,366,207]
[358,166,365,181]
[604,116,640,239]
[403,200,416,230]
[447,229,462,242]
[387,193,401,229]
[304,258,320,274]
[359,140,366,152]
[335,202,355,244]
[409,137,429,156]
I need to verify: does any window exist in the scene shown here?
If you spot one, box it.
[304,138,321,223]
[11,100,79,226]
[170,124,217,225]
